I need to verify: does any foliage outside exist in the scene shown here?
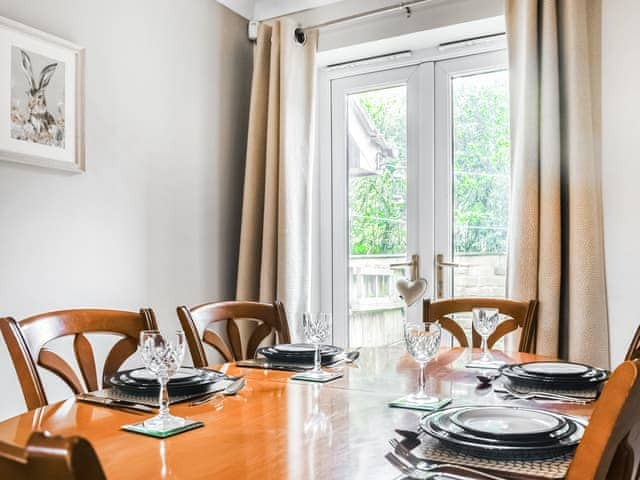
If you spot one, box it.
[348,71,510,256]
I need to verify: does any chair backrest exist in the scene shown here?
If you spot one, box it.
[0,431,105,480]
[566,360,640,480]
[177,300,290,366]
[423,297,538,352]
[0,308,157,410]
[625,325,640,361]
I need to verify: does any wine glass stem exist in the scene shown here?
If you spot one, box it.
[481,336,489,359]
[418,362,426,397]
[158,376,170,418]
[314,343,321,372]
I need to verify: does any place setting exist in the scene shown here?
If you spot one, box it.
[237,312,360,382]
[492,360,609,403]
[386,403,588,479]
[77,330,243,438]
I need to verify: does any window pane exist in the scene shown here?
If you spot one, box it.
[347,86,407,347]
[452,70,510,299]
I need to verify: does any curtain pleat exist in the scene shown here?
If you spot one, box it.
[236,20,317,353]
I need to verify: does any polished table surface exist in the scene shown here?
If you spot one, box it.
[0,346,593,479]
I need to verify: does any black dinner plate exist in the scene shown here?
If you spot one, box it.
[107,368,222,396]
[258,344,344,364]
[500,363,609,390]
[518,361,595,377]
[420,407,586,460]
[431,407,577,447]
[510,364,605,381]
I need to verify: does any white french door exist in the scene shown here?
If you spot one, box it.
[329,50,509,348]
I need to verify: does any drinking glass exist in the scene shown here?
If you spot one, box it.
[472,308,500,363]
[302,312,332,380]
[404,321,442,404]
[139,330,187,432]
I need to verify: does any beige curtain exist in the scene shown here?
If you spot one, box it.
[236,20,317,350]
[506,0,609,367]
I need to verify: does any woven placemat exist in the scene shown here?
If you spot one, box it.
[416,435,573,479]
[89,380,232,407]
[495,380,599,399]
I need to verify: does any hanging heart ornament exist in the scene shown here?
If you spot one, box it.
[396,277,428,307]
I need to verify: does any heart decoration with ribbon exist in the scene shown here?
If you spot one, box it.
[396,277,428,307]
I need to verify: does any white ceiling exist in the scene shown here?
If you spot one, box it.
[218,0,346,20]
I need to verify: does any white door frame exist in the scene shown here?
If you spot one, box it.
[317,44,508,347]
[329,65,434,347]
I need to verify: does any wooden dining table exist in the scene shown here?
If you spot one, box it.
[0,345,593,479]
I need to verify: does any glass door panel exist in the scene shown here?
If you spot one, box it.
[331,65,423,348]
[347,86,408,347]
[434,51,510,346]
[452,70,510,299]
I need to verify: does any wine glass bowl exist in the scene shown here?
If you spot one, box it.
[140,331,185,377]
[403,321,442,404]
[472,308,500,362]
[139,330,187,432]
[303,313,331,345]
[404,323,441,363]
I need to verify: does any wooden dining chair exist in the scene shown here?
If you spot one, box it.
[0,431,105,479]
[0,308,157,410]
[423,297,538,353]
[566,359,640,479]
[625,325,640,361]
[177,300,291,366]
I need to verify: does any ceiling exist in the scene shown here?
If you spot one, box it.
[218,0,346,20]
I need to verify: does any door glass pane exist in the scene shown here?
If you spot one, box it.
[347,86,407,347]
[451,70,510,340]
[452,70,510,297]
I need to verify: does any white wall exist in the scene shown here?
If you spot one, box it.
[0,0,252,419]
[602,0,640,366]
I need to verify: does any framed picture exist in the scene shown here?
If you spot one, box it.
[0,16,85,172]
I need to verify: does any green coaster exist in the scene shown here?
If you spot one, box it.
[122,418,204,438]
[290,371,343,383]
[388,397,452,412]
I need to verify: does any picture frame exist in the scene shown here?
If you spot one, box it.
[0,16,85,172]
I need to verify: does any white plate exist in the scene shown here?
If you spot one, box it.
[521,362,590,376]
[274,344,316,353]
[450,407,565,437]
[129,368,197,381]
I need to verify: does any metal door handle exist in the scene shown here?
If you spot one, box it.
[437,259,473,268]
[435,254,474,299]
[390,254,419,281]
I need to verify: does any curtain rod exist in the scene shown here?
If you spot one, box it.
[297,0,435,33]
[248,0,435,42]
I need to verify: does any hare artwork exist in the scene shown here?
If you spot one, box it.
[10,48,65,148]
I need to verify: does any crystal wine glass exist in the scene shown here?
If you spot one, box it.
[404,321,442,404]
[302,312,332,380]
[472,308,500,363]
[139,330,187,432]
